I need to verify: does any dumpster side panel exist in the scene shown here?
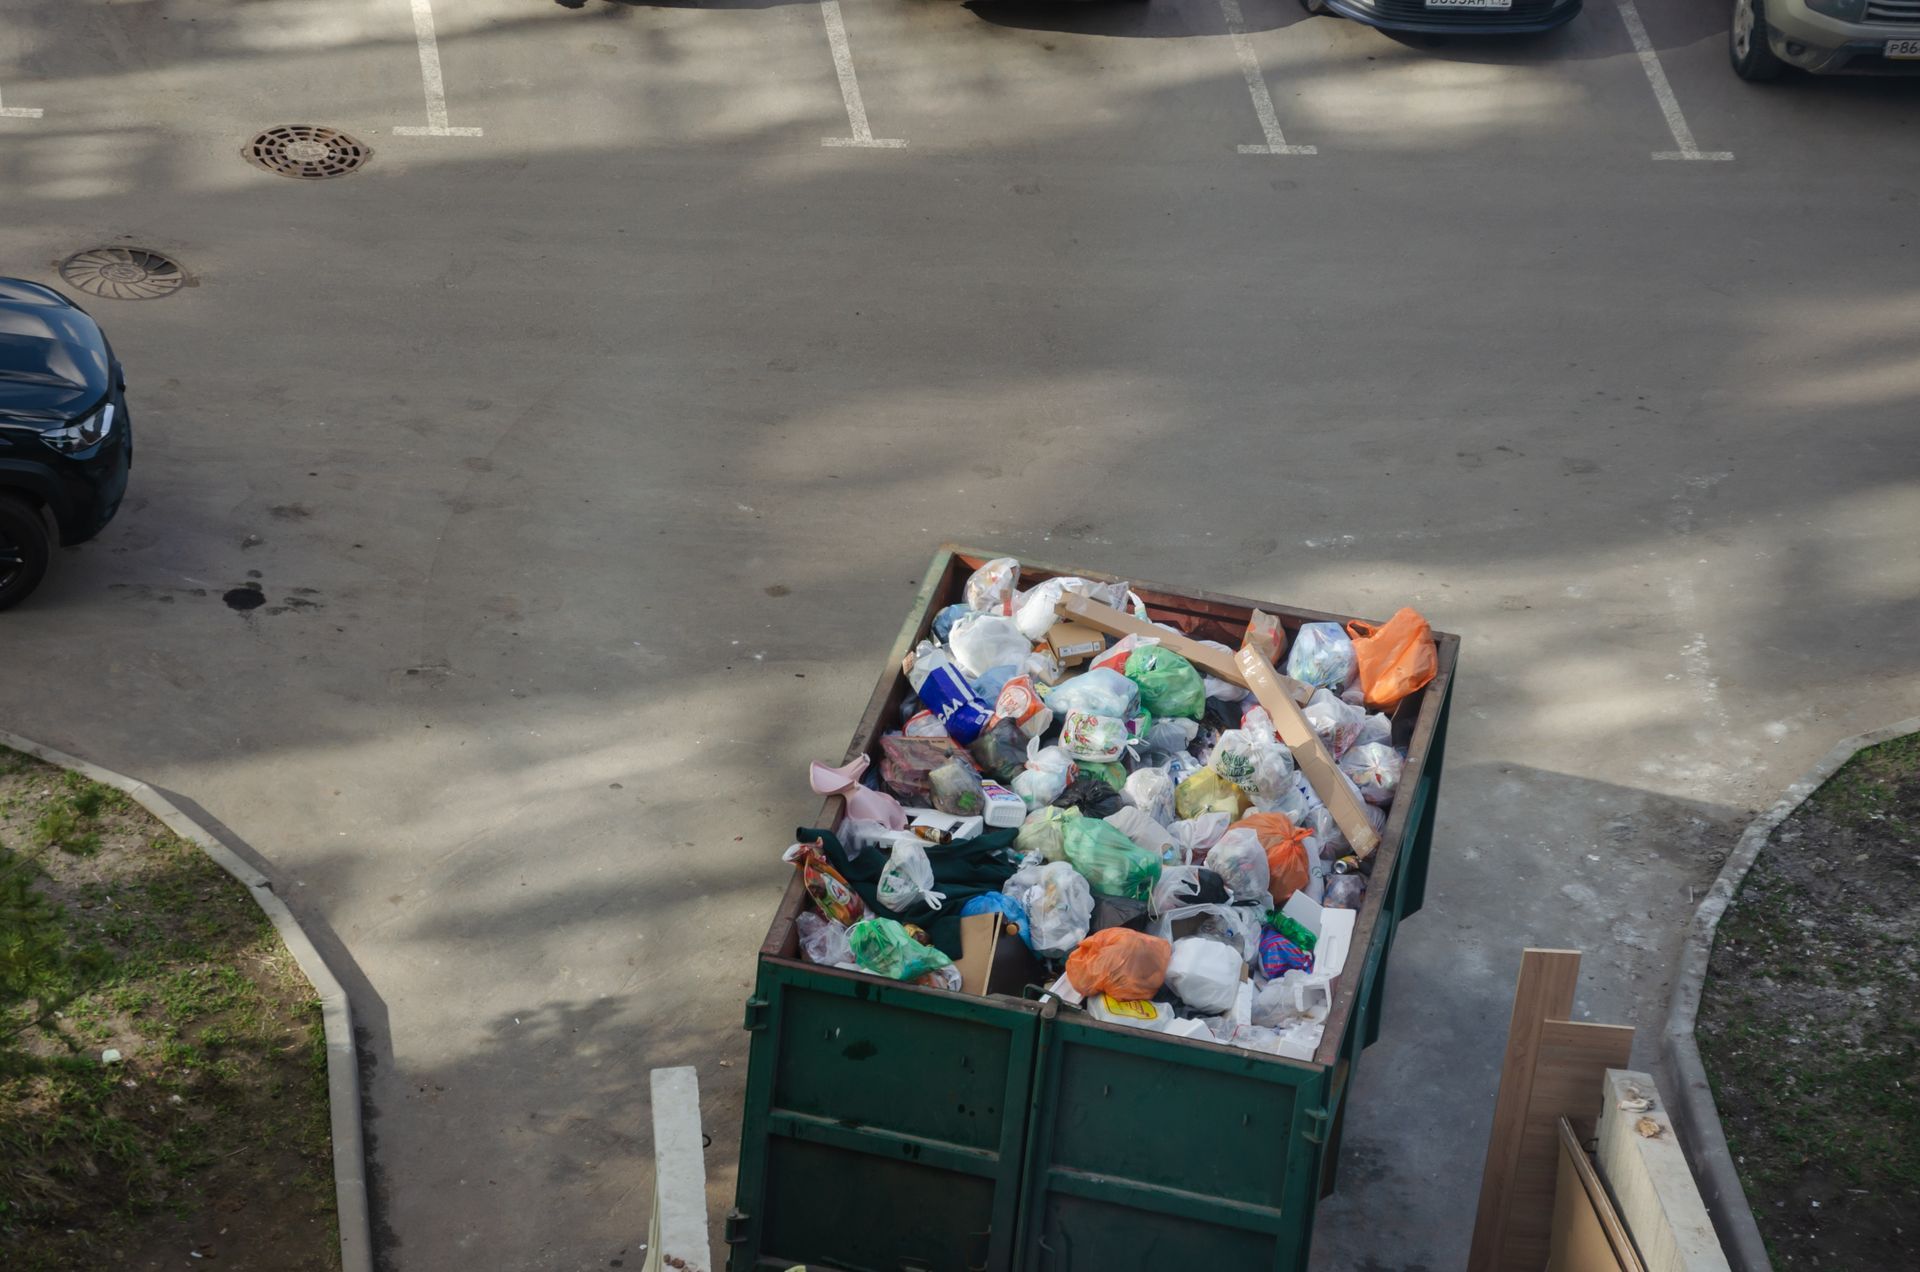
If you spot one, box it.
[1018,1017,1332,1271]
[730,961,1037,1272]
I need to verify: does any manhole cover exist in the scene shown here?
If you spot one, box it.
[58,248,187,301]
[243,124,371,179]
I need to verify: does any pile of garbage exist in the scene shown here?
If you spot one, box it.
[781,558,1437,1061]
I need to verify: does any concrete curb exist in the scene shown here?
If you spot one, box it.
[1661,715,1920,1272]
[0,730,373,1272]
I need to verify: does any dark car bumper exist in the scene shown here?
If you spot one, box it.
[1324,0,1581,34]
[62,404,131,544]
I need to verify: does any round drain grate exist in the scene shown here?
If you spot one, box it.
[243,124,371,179]
[59,247,187,301]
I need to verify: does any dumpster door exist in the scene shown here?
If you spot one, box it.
[1016,1015,1332,1272]
[730,960,1039,1271]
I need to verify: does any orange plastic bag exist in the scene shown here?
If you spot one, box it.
[1227,813,1312,907]
[1346,607,1437,711]
[1065,929,1173,1001]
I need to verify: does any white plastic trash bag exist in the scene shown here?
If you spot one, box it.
[1166,812,1231,862]
[1105,806,1174,862]
[1339,743,1404,807]
[1121,766,1177,827]
[1207,728,1294,800]
[1166,937,1243,1014]
[1150,865,1203,917]
[1303,688,1367,759]
[1041,669,1140,720]
[1204,827,1270,902]
[1286,621,1357,692]
[1193,639,1248,703]
[1011,742,1075,810]
[1012,576,1131,641]
[949,612,1033,680]
[877,838,947,912]
[1023,861,1095,957]
[795,911,856,967]
[963,557,1021,615]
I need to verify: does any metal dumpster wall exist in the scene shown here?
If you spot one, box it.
[729,961,1040,1271]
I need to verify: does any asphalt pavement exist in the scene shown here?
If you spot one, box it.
[4,0,1919,1267]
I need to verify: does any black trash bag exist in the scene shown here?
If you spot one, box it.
[1055,775,1123,819]
[1090,892,1151,934]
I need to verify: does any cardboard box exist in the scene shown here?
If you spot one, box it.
[1044,620,1105,667]
[954,913,1047,997]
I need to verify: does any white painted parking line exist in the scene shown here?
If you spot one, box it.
[819,1,905,149]
[0,86,43,119]
[393,0,483,137]
[1617,0,1732,161]
[1218,0,1315,156]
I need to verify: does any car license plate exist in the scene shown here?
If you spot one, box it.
[1888,39,1920,59]
[1425,0,1514,8]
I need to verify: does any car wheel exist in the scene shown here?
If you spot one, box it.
[0,496,52,612]
[1299,0,1330,12]
[1730,0,1785,81]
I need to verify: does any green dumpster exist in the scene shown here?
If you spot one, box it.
[729,547,1458,1271]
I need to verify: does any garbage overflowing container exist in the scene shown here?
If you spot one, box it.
[729,547,1458,1272]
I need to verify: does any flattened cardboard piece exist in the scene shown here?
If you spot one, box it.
[954,913,1000,996]
[1044,620,1105,667]
[1235,647,1382,858]
[1057,597,1313,706]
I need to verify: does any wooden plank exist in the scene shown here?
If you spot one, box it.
[1235,648,1382,858]
[1054,595,1314,704]
[1502,1019,1638,1271]
[1549,1117,1644,1272]
[1597,1070,1731,1272]
[1467,949,1582,1272]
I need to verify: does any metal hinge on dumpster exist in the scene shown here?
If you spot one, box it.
[723,1208,750,1244]
[741,997,769,1032]
[1302,1106,1331,1146]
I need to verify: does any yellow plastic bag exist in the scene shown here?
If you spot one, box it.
[1174,767,1251,821]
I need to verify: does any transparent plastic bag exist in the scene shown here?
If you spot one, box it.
[1062,816,1162,901]
[1252,970,1332,1029]
[1152,902,1263,964]
[1166,812,1231,862]
[1207,728,1295,800]
[1059,711,1129,763]
[1285,621,1357,692]
[1023,861,1095,957]
[1150,865,1204,917]
[877,838,948,911]
[1356,711,1393,749]
[963,556,1021,615]
[1042,669,1141,720]
[1165,936,1243,1014]
[1144,717,1201,762]
[1240,702,1277,742]
[1204,827,1271,902]
[1121,766,1177,827]
[1322,874,1367,909]
[949,613,1034,680]
[931,602,972,641]
[967,719,1028,782]
[848,916,954,981]
[796,911,855,967]
[1105,806,1174,863]
[1303,688,1368,759]
[1011,743,1076,810]
[1016,805,1081,863]
[1185,638,1246,704]
[929,756,986,817]
[1339,742,1404,807]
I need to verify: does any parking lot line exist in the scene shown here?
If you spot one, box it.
[393,0,483,138]
[1617,0,1733,161]
[819,1,905,148]
[1218,0,1316,156]
[0,86,43,119]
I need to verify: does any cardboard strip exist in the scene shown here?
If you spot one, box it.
[1235,647,1381,858]
[1055,596,1313,706]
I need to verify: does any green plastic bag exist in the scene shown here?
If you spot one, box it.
[1017,805,1082,863]
[1078,759,1129,792]
[1124,647,1206,720]
[1062,817,1162,901]
[848,917,955,981]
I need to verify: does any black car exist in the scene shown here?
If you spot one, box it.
[1303,0,1580,34]
[0,278,132,610]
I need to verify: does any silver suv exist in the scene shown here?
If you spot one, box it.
[1732,0,1920,78]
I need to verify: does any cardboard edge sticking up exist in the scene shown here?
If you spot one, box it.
[1054,596,1314,707]
[1235,647,1382,858]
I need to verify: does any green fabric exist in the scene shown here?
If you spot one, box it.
[805,825,1022,957]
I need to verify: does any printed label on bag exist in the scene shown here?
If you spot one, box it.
[1100,995,1159,1020]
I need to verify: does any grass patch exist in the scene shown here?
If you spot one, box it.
[1698,732,1920,1268]
[0,747,338,1270]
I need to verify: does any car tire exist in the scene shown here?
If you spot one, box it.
[0,496,52,612]
[1730,0,1785,81]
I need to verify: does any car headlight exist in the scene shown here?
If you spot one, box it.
[1804,0,1866,19]
[43,403,115,454]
